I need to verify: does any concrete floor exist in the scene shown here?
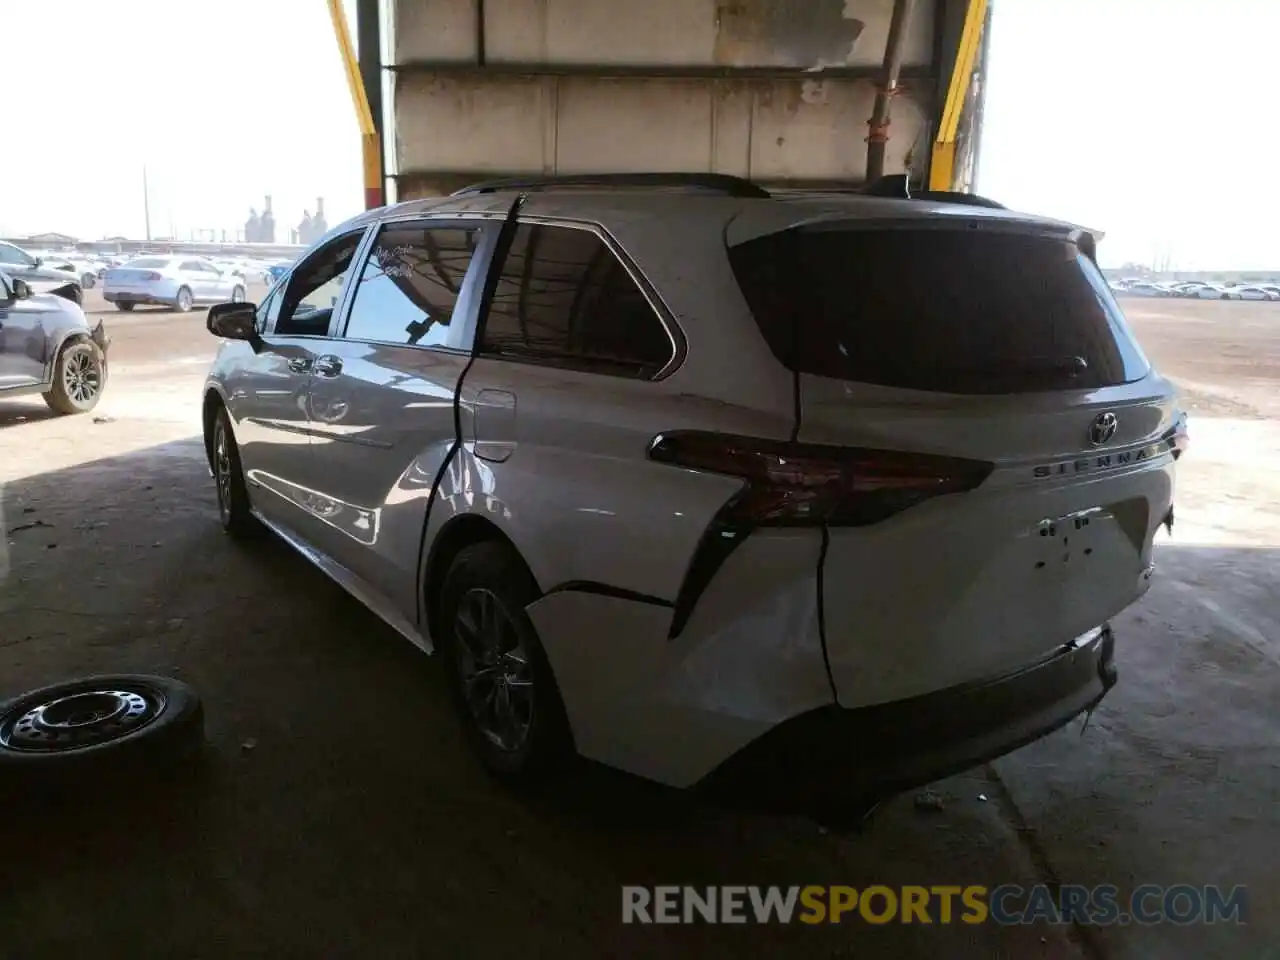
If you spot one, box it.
[0,293,1275,958]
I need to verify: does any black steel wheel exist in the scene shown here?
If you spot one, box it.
[115,302,136,312]
[0,675,203,789]
[212,406,260,538]
[42,338,105,415]
[439,542,574,780]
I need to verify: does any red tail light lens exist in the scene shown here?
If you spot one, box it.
[648,431,993,527]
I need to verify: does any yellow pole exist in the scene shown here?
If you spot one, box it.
[929,0,987,192]
[327,0,383,209]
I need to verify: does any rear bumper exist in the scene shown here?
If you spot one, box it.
[103,292,175,306]
[697,625,1116,815]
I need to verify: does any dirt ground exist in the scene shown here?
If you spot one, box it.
[0,293,1275,958]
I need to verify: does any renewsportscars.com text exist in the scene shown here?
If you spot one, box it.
[621,884,1249,926]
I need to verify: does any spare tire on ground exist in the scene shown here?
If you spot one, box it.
[0,675,203,790]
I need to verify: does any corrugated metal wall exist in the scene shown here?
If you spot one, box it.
[389,0,941,199]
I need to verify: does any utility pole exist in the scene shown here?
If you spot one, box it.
[142,166,152,241]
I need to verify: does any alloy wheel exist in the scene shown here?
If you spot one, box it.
[453,588,535,752]
[213,418,232,522]
[63,348,101,407]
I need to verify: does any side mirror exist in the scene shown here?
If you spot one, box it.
[12,278,32,300]
[31,257,42,268]
[207,301,259,341]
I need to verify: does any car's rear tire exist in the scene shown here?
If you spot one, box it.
[0,675,203,791]
[175,286,193,313]
[211,406,261,539]
[231,285,246,303]
[42,337,105,415]
[438,542,574,782]
[115,302,135,312]
[81,272,96,289]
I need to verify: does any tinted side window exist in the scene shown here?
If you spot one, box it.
[479,224,672,379]
[343,225,479,347]
[275,231,363,337]
[0,244,32,266]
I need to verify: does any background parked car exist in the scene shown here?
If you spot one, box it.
[35,253,103,290]
[1234,285,1279,301]
[0,269,110,414]
[1119,281,1166,297]
[0,240,84,305]
[102,256,247,313]
[265,261,293,286]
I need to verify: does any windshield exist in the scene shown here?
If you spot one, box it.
[728,224,1152,395]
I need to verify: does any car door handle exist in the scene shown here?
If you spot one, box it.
[313,355,343,378]
[287,357,312,374]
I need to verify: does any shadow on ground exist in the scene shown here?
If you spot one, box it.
[0,439,1272,958]
[0,398,60,429]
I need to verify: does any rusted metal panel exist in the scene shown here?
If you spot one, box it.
[394,0,935,69]
[748,77,925,181]
[395,73,927,191]
[713,0,933,69]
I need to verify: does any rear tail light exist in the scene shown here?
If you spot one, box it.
[648,431,993,528]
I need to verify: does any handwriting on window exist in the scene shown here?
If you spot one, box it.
[374,244,420,279]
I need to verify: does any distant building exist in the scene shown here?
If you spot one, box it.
[245,209,261,243]
[23,231,79,248]
[298,210,324,246]
[312,197,327,237]
[260,195,276,244]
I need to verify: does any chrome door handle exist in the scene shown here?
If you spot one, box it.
[313,355,343,378]
[287,357,312,374]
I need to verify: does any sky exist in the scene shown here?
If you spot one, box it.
[0,0,364,243]
[979,0,1280,270]
[1,0,1276,269]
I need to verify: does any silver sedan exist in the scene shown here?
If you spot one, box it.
[102,256,247,313]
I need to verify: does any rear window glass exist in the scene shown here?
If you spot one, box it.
[126,258,168,268]
[728,225,1150,394]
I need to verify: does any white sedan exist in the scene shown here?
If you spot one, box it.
[38,255,103,290]
[1192,285,1235,300]
[102,257,246,313]
[1233,286,1279,301]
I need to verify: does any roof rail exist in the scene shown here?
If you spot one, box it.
[450,173,772,199]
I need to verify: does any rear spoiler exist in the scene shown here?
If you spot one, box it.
[862,175,1106,259]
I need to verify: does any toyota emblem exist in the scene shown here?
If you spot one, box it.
[1088,412,1118,446]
